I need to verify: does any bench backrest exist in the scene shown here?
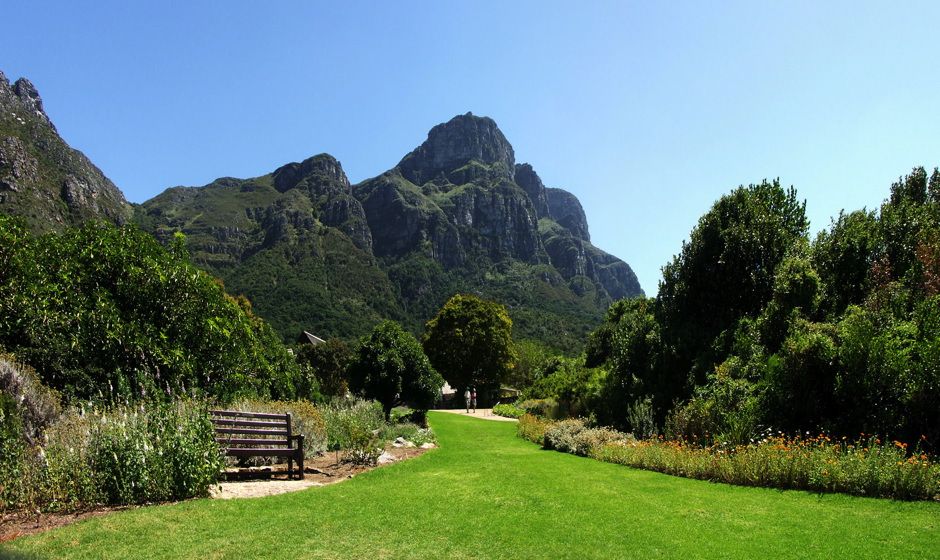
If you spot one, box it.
[210,409,293,450]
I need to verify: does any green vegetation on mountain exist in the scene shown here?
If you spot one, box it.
[0,72,131,231]
[136,113,644,353]
[135,155,404,341]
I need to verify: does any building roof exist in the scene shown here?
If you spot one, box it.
[299,331,326,346]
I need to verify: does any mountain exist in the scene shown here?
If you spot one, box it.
[135,154,403,341]
[138,112,643,352]
[0,72,131,230]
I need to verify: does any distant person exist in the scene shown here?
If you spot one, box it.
[471,388,477,413]
[464,388,471,413]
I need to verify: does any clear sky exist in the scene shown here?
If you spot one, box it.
[4,1,939,295]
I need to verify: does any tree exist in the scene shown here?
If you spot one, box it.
[0,217,300,402]
[347,321,443,419]
[295,338,352,399]
[656,180,808,386]
[811,209,880,317]
[423,294,516,403]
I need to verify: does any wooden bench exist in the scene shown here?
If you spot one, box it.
[210,410,305,480]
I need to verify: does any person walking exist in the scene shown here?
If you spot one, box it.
[464,388,471,413]
[471,387,477,413]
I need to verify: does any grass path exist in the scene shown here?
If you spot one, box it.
[3,412,939,559]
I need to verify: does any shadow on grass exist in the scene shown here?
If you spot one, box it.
[0,548,49,560]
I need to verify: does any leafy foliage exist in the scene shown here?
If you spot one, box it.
[0,399,223,513]
[0,218,300,402]
[295,338,353,399]
[423,294,516,400]
[582,168,940,451]
[348,321,443,418]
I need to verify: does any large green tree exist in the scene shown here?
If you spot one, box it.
[656,180,808,386]
[0,218,299,402]
[423,294,516,401]
[295,338,352,399]
[347,321,443,419]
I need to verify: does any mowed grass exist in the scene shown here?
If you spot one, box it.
[3,412,939,559]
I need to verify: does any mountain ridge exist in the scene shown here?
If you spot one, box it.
[136,112,643,349]
[0,71,131,230]
[0,71,642,352]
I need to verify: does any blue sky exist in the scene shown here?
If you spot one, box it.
[4,1,939,295]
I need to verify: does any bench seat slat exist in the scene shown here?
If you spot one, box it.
[216,438,290,446]
[226,447,301,457]
[211,418,288,429]
[209,410,288,420]
[215,427,289,436]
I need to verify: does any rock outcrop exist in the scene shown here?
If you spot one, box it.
[398,112,515,185]
[0,71,131,230]
[138,112,644,350]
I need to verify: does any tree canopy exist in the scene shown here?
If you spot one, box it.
[348,321,443,418]
[423,294,516,398]
[0,218,299,402]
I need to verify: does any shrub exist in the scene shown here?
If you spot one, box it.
[593,433,940,501]
[572,427,632,457]
[321,398,385,455]
[518,399,559,419]
[0,399,223,514]
[625,397,656,439]
[230,399,328,457]
[543,419,588,453]
[345,423,382,466]
[391,406,428,427]
[517,414,551,445]
[0,354,62,443]
[492,403,524,419]
[383,422,436,447]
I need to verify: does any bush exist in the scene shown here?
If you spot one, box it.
[383,422,436,447]
[492,403,524,419]
[594,433,940,501]
[543,419,588,453]
[518,399,559,419]
[517,414,551,445]
[230,399,328,457]
[0,399,223,514]
[625,397,656,439]
[572,427,632,457]
[0,218,300,403]
[320,398,385,460]
[0,354,62,443]
[390,406,428,427]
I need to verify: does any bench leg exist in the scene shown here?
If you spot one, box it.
[288,457,293,480]
[298,452,304,480]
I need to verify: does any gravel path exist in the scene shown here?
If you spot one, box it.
[432,408,518,422]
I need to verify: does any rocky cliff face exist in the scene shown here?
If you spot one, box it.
[136,154,400,340]
[138,112,643,351]
[0,71,131,230]
[398,112,515,185]
[353,113,643,324]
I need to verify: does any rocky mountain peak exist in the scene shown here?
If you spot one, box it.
[1,74,54,131]
[397,112,515,185]
[513,163,550,218]
[546,187,590,242]
[0,70,130,230]
[272,153,350,193]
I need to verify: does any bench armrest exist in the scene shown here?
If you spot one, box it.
[291,434,305,450]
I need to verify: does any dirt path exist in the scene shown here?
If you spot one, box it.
[432,408,518,422]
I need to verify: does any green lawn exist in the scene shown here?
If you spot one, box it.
[3,412,938,559]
